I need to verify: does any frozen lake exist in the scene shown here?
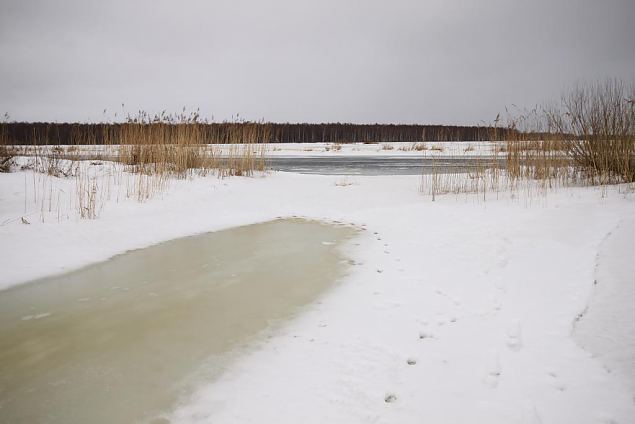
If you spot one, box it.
[267,156,506,175]
[0,219,356,424]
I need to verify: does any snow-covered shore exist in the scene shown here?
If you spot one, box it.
[1,161,634,423]
[7,140,503,159]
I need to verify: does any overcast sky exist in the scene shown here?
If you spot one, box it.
[1,0,634,124]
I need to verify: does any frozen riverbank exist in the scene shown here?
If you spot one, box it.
[0,219,355,424]
[1,163,634,423]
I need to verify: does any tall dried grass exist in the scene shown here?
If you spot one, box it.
[421,79,635,201]
[546,79,634,183]
[0,115,12,172]
[5,110,269,220]
[115,112,268,180]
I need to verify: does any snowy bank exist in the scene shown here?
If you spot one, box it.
[1,162,634,423]
[7,140,503,160]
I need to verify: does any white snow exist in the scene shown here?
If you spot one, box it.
[7,140,503,159]
[573,214,635,393]
[265,141,500,157]
[1,156,634,423]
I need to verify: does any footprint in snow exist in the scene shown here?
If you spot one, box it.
[434,289,463,309]
[406,358,417,365]
[483,351,502,388]
[384,393,397,403]
[494,278,507,292]
[547,371,566,392]
[506,319,522,351]
[492,296,503,312]
[419,330,434,340]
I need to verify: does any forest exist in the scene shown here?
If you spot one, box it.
[0,122,516,145]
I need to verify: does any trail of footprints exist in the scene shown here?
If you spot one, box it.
[484,351,502,388]
[373,229,460,404]
[369,230,560,406]
[506,319,522,351]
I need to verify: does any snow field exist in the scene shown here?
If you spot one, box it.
[1,161,634,423]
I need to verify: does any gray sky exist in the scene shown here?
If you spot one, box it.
[1,0,634,124]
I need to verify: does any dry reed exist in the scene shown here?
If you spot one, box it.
[4,110,269,220]
[421,79,635,201]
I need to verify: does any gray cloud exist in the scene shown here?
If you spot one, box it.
[1,0,634,124]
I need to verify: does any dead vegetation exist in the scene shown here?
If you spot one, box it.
[546,79,634,183]
[421,79,635,200]
[0,119,12,172]
[397,142,427,152]
[324,143,342,152]
[3,110,269,220]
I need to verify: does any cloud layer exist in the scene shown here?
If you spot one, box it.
[1,0,634,124]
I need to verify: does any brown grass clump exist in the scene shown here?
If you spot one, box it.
[115,112,267,180]
[546,79,634,183]
[4,110,269,220]
[421,79,635,201]
[399,142,428,152]
[504,79,634,189]
[0,116,13,172]
[412,142,427,151]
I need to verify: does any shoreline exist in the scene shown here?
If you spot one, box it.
[1,163,634,423]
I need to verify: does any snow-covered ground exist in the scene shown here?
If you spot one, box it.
[1,157,634,423]
[266,141,500,157]
[573,214,635,394]
[7,140,503,159]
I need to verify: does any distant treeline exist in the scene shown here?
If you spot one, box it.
[0,122,518,145]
